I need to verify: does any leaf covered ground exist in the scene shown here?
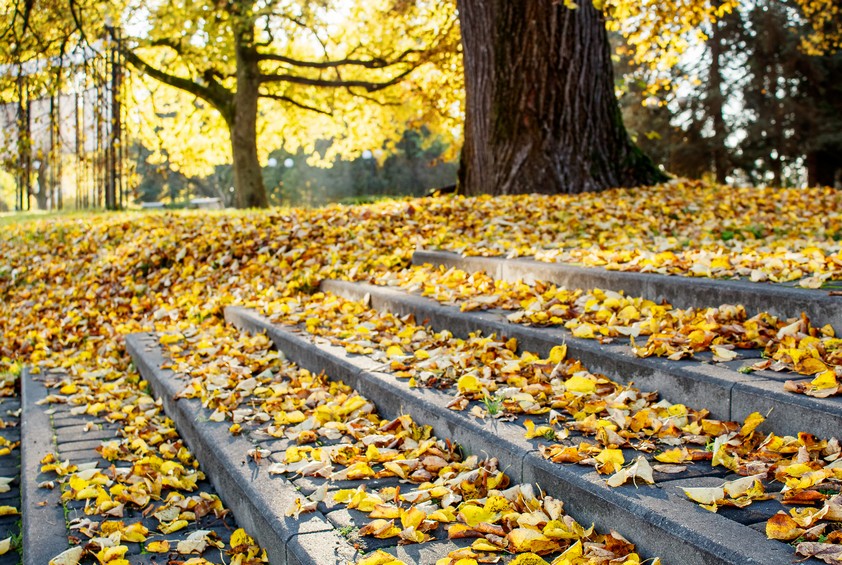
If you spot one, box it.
[1,183,841,564]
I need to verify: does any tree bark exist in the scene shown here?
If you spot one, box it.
[457,0,665,196]
[230,28,269,209]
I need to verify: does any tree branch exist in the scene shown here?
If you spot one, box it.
[118,45,232,119]
[260,92,333,115]
[255,48,423,70]
[259,65,417,92]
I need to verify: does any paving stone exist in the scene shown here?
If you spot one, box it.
[51,415,100,429]
[55,438,109,455]
[54,425,118,442]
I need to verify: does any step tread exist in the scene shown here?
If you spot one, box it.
[414,250,842,329]
[322,279,842,440]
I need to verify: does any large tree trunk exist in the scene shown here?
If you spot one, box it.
[231,26,269,209]
[457,0,665,196]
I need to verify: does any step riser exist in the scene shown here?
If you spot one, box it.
[322,279,842,441]
[225,306,800,565]
[413,250,842,330]
[125,333,358,565]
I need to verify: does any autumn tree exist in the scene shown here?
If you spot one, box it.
[121,1,460,208]
[738,0,842,187]
[0,0,81,209]
[1,0,460,208]
[614,0,841,187]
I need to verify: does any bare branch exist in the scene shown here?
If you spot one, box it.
[118,45,232,119]
[259,65,417,92]
[260,92,333,115]
[256,49,423,70]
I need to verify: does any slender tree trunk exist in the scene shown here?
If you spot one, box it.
[35,163,49,210]
[231,25,268,209]
[457,0,665,196]
[709,15,729,184]
[807,149,841,187]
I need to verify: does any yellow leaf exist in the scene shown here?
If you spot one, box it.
[542,521,580,540]
[507,528,561,554]
[159,333,184,345]
[356,550,407,565]
[121,522,149,543]
[524,420,555,440]
[457,374,481,394]
[739,412,764,436]
[471,539,503,552]
[563,375,596,394]
[549,345,567,364]
[230,528,255,548]
[510,553,550,565]
[654,448,688,464]
[711,345,738,361]
[48,547,85,565]
[145,541,170,553]
[401,507,426,530]
[428,507,456,523]
[332,490,357,504]
[800,358,828,375]
[595,448,624,474]
[572,324,595,339]
[810,370,837,391]
[606,456,654,487]
[159,519,189,534]
[458,505,499,527]
[551,540,583,564]
[359,519,401,539]
[386,345,405,359]
[684,487,724,506]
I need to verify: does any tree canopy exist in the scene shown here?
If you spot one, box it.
[0,0,839,207]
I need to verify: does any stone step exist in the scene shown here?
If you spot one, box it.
[126,334,504,564]
[125,333,360,565]
[413,250,842,329]
[321,279,842,441]
[21,365,250,565]
[225,305,816,565]
[21,368,67,565]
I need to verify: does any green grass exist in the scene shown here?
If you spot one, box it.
[0,209,115,227]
